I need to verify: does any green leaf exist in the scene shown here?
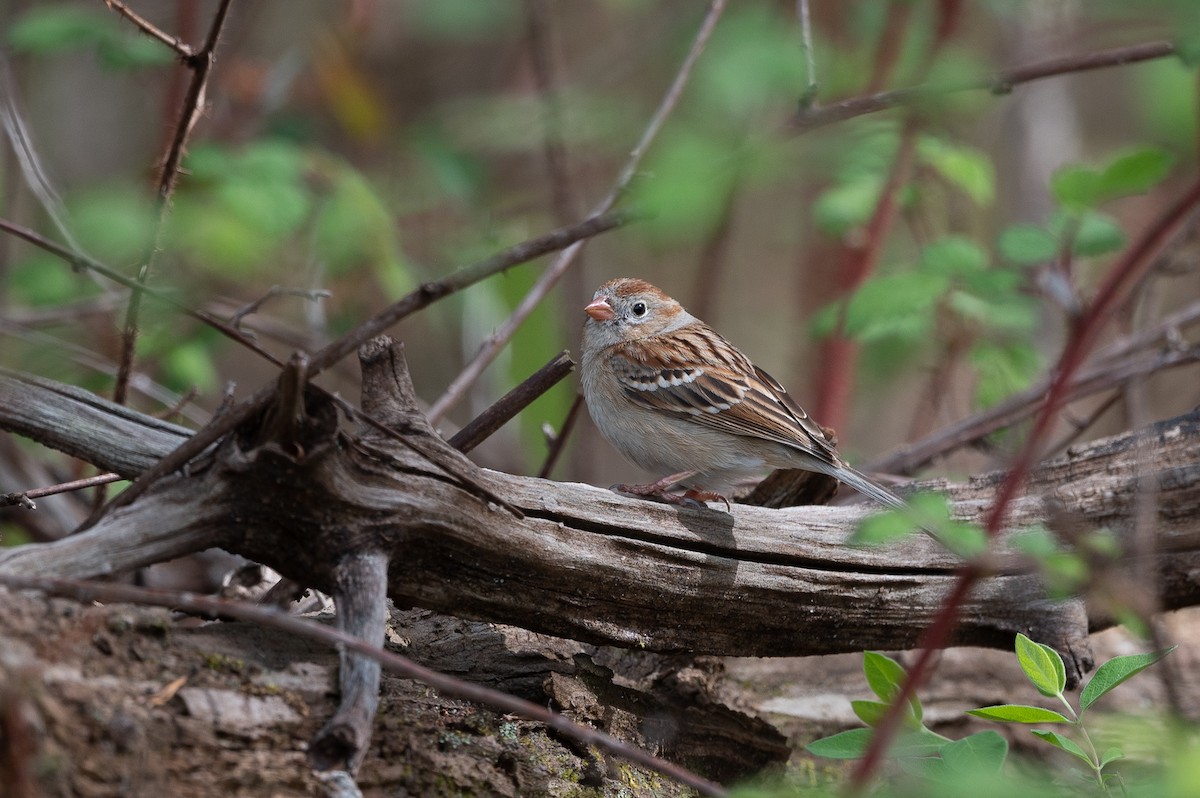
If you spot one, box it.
[814,176,883,236]
[808,301,842,340]
[935,520,988,559]
[805,727,948,760]
[1178,32,1200,67]
[1009,526,1059,559]
[851,699,890,727]
[966,704,1071,724]
[1041,551,1089,598]
[919,137,996,205]
[1015,633,1066,697]
[315,167,410,289]
[897,756,951,782]
[1097,147,1174,200]
[409,0,519,39]
[7,6,110,53]
[918,236,988,277]
[1070,211,1126,257]
[971,342,1041,409]
[1080,647,1176,711]
[1051,165,1101,210]
[851,510,918,546]
[9,252,86,307]
[694,7,807,122]
[998,224,1058,264]
[1100,747,1125,769]
[863,651,908,702]
[842,272,946,344]
[163,339,219,393]
[891,729,950,757]
[1031,730,1092,765]
[805,728,872,759]
[633,132,738,240]
[940,731,1008,776]
[67,184,158,265]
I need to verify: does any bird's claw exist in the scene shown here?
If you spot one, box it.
[609,483,730,511]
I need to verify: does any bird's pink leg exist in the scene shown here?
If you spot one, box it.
[611,471,730,510]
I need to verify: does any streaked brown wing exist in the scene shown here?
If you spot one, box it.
[610,326,839,464]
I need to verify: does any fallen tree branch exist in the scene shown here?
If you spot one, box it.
[1,342,1197,672]
[2,337,1198,781]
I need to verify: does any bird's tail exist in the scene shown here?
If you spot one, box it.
[831,463,907,511]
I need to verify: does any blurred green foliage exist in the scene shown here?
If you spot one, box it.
[7,4,174,68]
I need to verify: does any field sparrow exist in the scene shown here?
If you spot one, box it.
[580,277,906,510]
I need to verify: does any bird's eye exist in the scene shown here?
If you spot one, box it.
[631,301,648,318]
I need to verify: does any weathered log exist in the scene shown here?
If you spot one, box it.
[1,345,1198,682]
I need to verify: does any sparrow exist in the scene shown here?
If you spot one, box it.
[580,277,906,510]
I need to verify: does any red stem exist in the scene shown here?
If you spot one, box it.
[813,123,917,429]
[849,175,1200,790]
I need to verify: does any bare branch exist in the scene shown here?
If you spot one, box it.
[447,351,575,454]
[868,326,1200,476]
[790,39,1176,134]
[538,393,584,478]
[1,472,121,509]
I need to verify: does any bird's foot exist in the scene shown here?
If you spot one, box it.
[680,488,731,512]
[610,474,730,511]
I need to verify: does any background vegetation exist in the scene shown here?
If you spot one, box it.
[1,1,1199,795]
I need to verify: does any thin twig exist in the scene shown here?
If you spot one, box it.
[1,473,123,509]
[229,285,332,331]
[0,52,90,259]
[426,0,730,424]
[0,574,728,798]
[447,351,574,454]
[790,39,1176,134]
[867,300,1200,475]
[0,218,282,369]
[795,0,817,106]
[112,0,235,406]
[850,176,1200,789]
[104,0,194,57]
[538,393,583,479]
[1042,391,1122,458]
[307,211,629,377]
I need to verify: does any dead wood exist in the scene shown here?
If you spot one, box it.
[1,338,1199,769]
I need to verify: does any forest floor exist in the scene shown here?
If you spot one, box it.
[1,588,1196,797]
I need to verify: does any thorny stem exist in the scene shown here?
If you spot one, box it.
[112,0,234,406]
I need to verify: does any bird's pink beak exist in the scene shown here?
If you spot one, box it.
[584,297,615,321]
